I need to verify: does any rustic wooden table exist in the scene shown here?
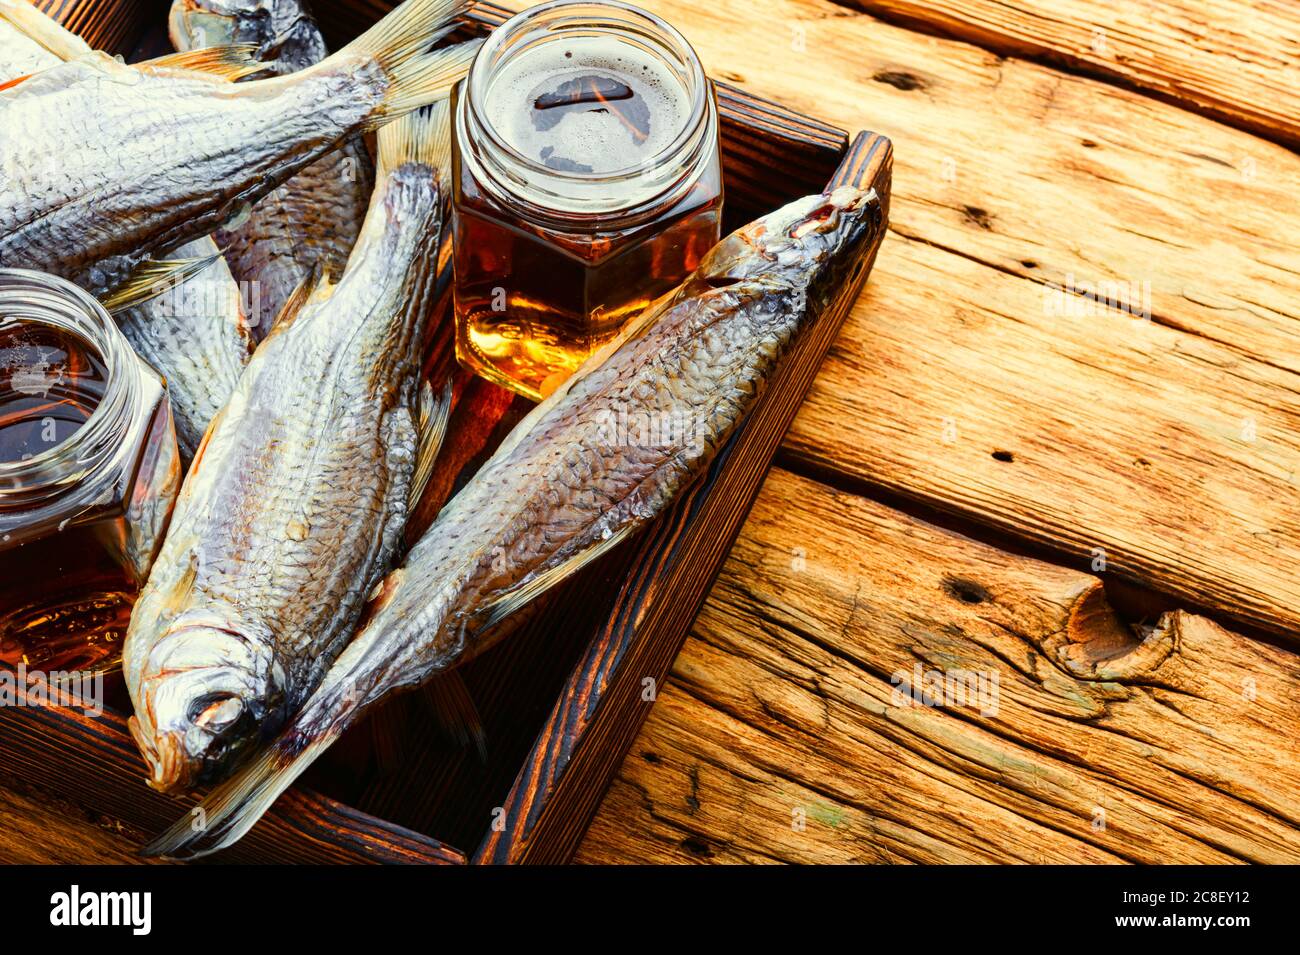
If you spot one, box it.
[567,0,1300,864]
[3,0,1297,865]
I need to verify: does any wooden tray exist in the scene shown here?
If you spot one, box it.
[0,0,891,864]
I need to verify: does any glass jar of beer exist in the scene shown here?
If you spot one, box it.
[0,269,181,674]
[452,0,723,399]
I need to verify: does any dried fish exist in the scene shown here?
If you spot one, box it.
[123,102,455,794]
[124,103,454,793]
[169,0,377,339]
[0,1,253,459]
[0,0,477,300]
[144,184,882,857]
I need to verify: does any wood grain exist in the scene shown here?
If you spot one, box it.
[28,0,161,55]
[0,775,171,865]
[577,468,1300,864]
[787,231,1300,639]
[0,679,465,864]
[504,0,1300,640]
[842,0,1300,149]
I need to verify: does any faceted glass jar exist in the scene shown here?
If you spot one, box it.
[0,269,181,674]
[452,0,724,400]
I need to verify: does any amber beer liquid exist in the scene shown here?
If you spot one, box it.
[0,270,180,674]
[452,1,723,399]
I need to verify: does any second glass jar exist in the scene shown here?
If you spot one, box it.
[452,0,723,400]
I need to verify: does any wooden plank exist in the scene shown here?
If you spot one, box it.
[786,232,1300,639]
[0,775,171,865]
[0,684,465,864]
[509,0,1300,639]
[577,468,1300,864]
[842,0,1300,149]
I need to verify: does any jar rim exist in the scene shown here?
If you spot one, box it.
[0,268,139,498]
[464,0,711,194]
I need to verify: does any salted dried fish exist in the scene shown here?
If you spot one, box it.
[144,184,882,857]
[169,0,376,339]
[0,2,254,458]
[123,103,455,794]
[0,0,477,300]
[0,2,254,459]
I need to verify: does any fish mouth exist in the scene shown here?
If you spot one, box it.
[787,186,876,240]
[134,619,284,792]
[130,717,203,793]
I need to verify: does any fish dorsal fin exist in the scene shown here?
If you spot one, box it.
[408,377,453,511]
[99,253,222,314]
[137,45,266,82]
[479,524,637,634]
[420,671,487,762]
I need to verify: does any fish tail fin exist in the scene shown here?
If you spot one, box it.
[377,98,454,178]
[138,45,268,82]
[140,721,340,860]
[409,376,453,511]
[369,38,482,128]
[331,0,482,125]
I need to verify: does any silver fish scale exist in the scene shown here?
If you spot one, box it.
[0,18,61,76]
[0,54,387,295]
[316,280,801,715]
[123,159,443,784]
[216,140,374,336]
[287,189,881,740]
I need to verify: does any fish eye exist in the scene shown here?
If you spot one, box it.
[187,691,244,728]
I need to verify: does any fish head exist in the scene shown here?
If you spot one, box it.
[700,186,881,298]
[168,0,325,67]
[129,615,287,793]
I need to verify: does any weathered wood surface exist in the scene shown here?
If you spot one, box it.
[843,0,1300,148]
[0,776,170,865]
[539,0,1300,642]
[5,0,1297,866]
[0,680,466,864]
[578,469,1300,864]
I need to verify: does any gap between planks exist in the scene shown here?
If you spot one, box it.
[828,0,1300,154]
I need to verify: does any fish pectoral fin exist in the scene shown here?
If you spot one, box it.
[419,671,487,763]
[137,45,267,82]
[99,254,223,314]
[480,524,638,634]
[263,266,333,338]
[408,377,453,511]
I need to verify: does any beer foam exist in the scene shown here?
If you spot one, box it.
[484,35,690,175]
